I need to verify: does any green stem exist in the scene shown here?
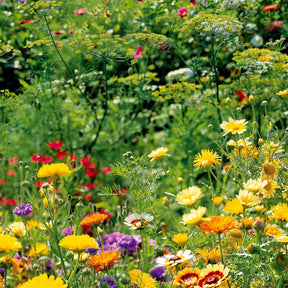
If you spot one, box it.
[208,170,215,216]
[140,230,149,273]
[68,252,80,285]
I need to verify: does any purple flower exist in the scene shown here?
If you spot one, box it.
[0,268,4,275]
[99,276,118,288]
[85,238,102,255]
[103,232,124,245]
[150,266,167,282]
[45,260,54,271]
[13,203,33,216]
[63,226,74,236]
[117,235,136,251]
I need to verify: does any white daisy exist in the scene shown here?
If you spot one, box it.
[124,213,154,230]
[156,250,194,267]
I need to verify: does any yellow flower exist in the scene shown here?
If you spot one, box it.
[238,190,261,208]
[199,216,238,234]
[21,273,67,288]
[262,178,279,198]
[271,203,288,221]
[176,186,203,207]
[224,198,243,215]
[0,255,20,276]
[227,138,251,148]
[0,235,22,252]
[148,147,170,161]
[59,235,99,251]
[74,252,89,262]
[263,141,284,155]
[9,222,26,237]
[29,243,48,257]
[37,163,72,178]
[172,233,188,245]
[193,149,221,169]
[80,213,108,226]
[220,118,247,136]
[129,269,157,288]
[197,247,222,264]
[227,229,243,248]
[213,196,223,207]
[174,267,201,287]
[43,197,53,208]
[274,236,288,244]
[262,162,277,178]
[0,227,3,234]
[182,206,206,225]
[264,224,284,238]
[277,90,288,97]
[243,178,267,193]
[27,220,43,229]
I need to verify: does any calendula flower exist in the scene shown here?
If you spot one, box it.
[224,199,243,215]
[196,248,222,264]
[238,190,261,208]
[59,235,99,251]
[277,89,288,97]
[124,213,153,230]
[197,264,229,288]
[274,236,288,244]
[29,243,48,257]
[88,247,121,274]
[172,233,188,245]
[27,220,43,229]
[176,186,203,207]
[199,216,238,234]
[193,149,221,169]
[262,178,279,198]
[0,235,22,252]
[220,118,247,136]
[271,203,288,221]
[80,213,108,226]
[182,206,206,225]
[241,218,254,229]
[21,273,67,288]
[37,163,72,178]
[263,224,285,238]
[0,255,20,276]
[213,196,223,207]
[227,229,243,248]
[129,269,157,288]
[9,222,26,237]
[174,267,201,287]
[148,147,170,161]
[156,250,194,267]
[243,178,267,193]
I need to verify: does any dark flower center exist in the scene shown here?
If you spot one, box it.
[206,275,219,284]
[170,256,182,262]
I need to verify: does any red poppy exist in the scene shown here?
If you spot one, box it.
[35,180,43,188]
[6,170,16,176]
[0,179,6,185]
[8,157,18,164]
[48,141,63,150]
[31,154,44,163]
[0,197,18,206]
[42,156,53,164]
[102,167,111,174]
[70,154,78,161]
[80,157,95,168]
[85,183,96,190]
[84,195,92,201]
[56,150,67,159]
[85,168,98,178]
[234,90,247,102]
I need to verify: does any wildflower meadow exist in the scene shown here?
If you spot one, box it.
[1,0,288,287]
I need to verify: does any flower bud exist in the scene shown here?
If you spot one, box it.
[225,97,231,104]
[258,138,264,146]
[248,95,255,104]
[262,100,268,106]
[163,196,169,207]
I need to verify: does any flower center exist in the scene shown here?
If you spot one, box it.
[183,274,198,285]
[170,256,182,262]
[206,275,219,284]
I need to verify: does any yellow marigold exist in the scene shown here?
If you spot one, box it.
[0,235,22,252]
[80,213,108,226]
[59,235,99,251]
[224,199,243,215]
[238,190,261,208]
[271,203,288,221]
[199,216,238,234]
[88,248,121,274]
[172,233,188,245]
[264,224,284,238]
[0,255,20,276]
[243,178,267,193]
[21,273,67,288]
[193,149,221,169]
[29,243,48,257]
[241,218,254,229]
[129,269,157,288]
[148,147,170,161]
[196,247,222,264]
[197,263,229,288]
[213,196,223,207]
[176,186,203,207]
[227,229,243,248]
[182,206,206,225]
[8,222,26,237]
[220,118,247,136]
[37,163,72,178]
[174,267,201,287]
[262,178,279,198]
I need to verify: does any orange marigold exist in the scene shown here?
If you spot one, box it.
[88,248,121,274]
[199,216,238,234]
[80,213,108,226]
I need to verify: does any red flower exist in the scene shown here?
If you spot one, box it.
[178,7,188,19]
[35,180,43,188]
[8,157,18,164]
[134,46,143,59]
[102,167,111,174]
[56,150,67,159]
[80,157,95,168]
[0,197,18,206]
[31,154,44,163]
[0,179,6,185]
[74,8,88,15]
[70,154,78,161]
[84,195,92,201]
[6,170,15,176]
[263,5,279,12]
[54,31,62,36]
[249,229,256,237]
[234,90,247,102]
[265,20,283,32]
[69,30,76,34]
[190,0,196,5]
[19,19,34,25]
[85,183,96,190]
[104,9,110,17]
[48,141,63,150]
[85,168,98,178]
[42,156,53,164]
[98,208,113,219]
[112,187,128,197]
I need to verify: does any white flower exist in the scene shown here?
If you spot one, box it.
[124,213,154,230]
[156,250,194,267]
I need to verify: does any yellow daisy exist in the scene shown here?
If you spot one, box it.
[148,147,170,161]
[262,178,279,198]
[37,163,72,178]
[29,243,48,257]
[8,222,26,237]
[182,206,207,225]
[238,190,261,208]
[264,224,285,238]
[196,247,222,264]
[129,269,157,288]
[224,198,243,215]
[174,267,201,287]
[59,235,99,251]
[213,196,223,207]
[176,186,203,207]
[243,178,267,193]
[193,149,221,170]
[277,89,288,97]
[262,162,277,178]
[271,203,288,221]
[0,235,22,252]
[220,118,247,136]
[172,233,188,246]
[21,273,67,288]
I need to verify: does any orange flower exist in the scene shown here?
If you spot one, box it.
[263,5,279,12]
[241,218,254,229]
[174,267,201,287]
[80,213,108,226]
[199,216,238,234]
[87,248,121,274]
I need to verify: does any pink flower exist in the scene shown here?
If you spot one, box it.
[102,167,111,174]
[42,156,53,164]
[265,20,283,32]
[138,0,143,2]
[104,9,110,17]
[190,0,196,5]
[56,150,67,159]
[85,168,98,178]
[6,170,16,176]
[8,157,18,164]
[74,8,88,15]
[54,31,62,36]
[48,141,63,150]
[69,30,76,34]
[178,7,188,19]
[134,46,143,59]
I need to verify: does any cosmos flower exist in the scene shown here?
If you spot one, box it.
[124,213,154,230]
